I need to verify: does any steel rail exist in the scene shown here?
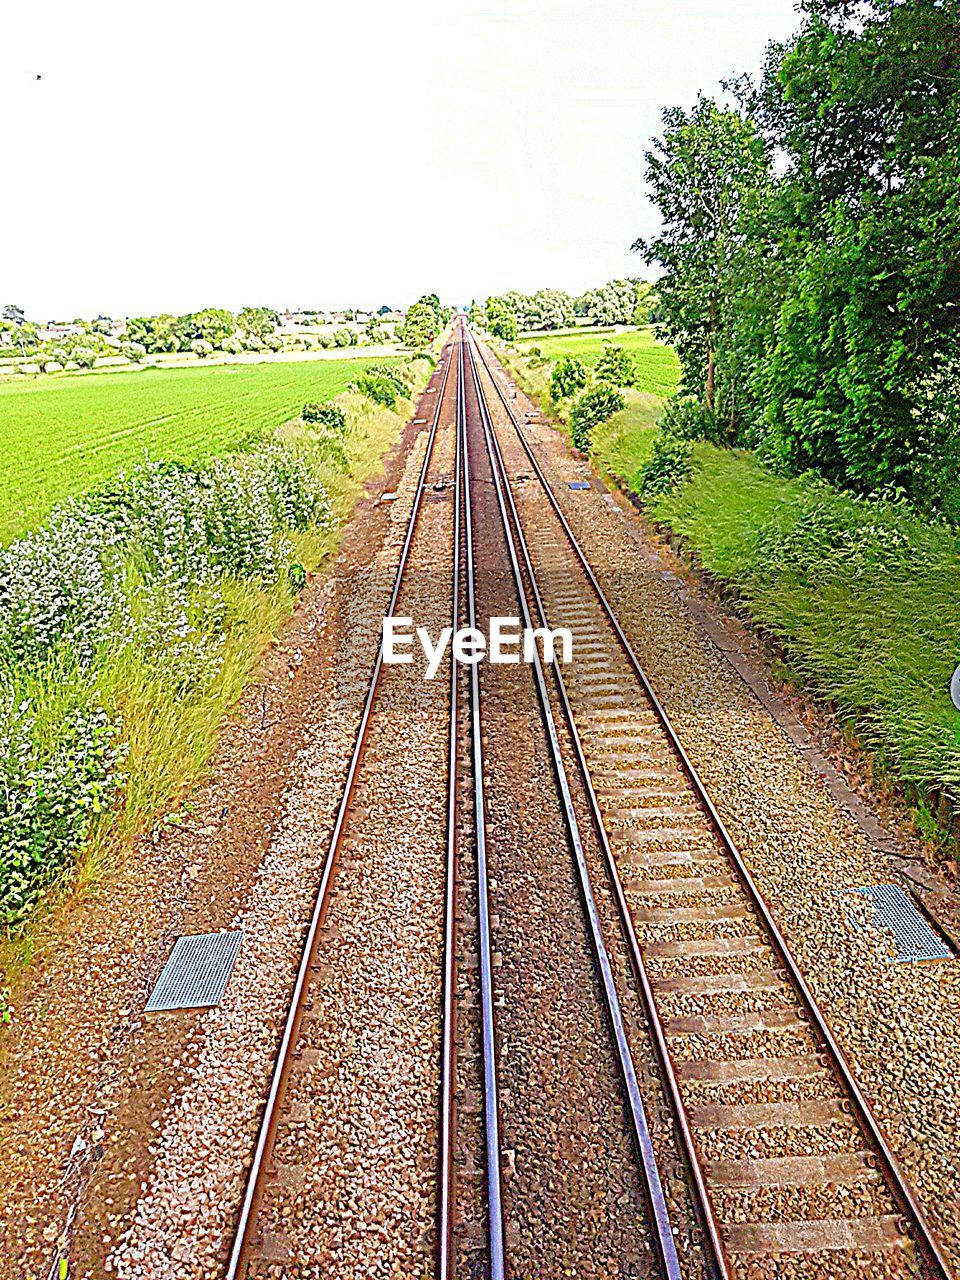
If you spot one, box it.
[467,330,727,1278]
[438,326,464,1279]
[471,330,956,1280]
[226,345,455,1279]
[459,323,508,1280]
[464,331,683,1280]
[459,326,508,1274]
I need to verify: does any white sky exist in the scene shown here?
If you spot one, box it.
[2,0,800,320]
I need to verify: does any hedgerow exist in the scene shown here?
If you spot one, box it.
[0,441,334,927]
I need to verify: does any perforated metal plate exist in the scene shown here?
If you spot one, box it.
[568,481,590,491]
[146,931,243,1012]
[848,885,953,963]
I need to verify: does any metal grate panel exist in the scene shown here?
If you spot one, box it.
[146,931,243,1012]
[848,885,953,964]
[568,481,590,491]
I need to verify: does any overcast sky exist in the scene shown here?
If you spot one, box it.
[3,0,800,320]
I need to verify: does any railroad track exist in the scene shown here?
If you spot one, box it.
[468,326,954,1280]
[225,318,952,1280]
[225,340,461,1277]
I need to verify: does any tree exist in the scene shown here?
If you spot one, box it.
[73,346,97,369]
[190,339,213,359]
[485,296,517,342]
[400,302,437,348]
[238,307,278,341]
[635,97,769,428]
[595,344,636,387]
[550,355,587,400]
[570,387,625,451]
[190,308,235,347]
[122,341,146,363]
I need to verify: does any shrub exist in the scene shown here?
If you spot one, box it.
[595,343,635,387]
[570,386,625,452]
[221,335,244,355]
[638,432,694,500]
[317,332,334,349]
[191,339,213,359]
[333,328,354,348]
[659,394,721,444]
[73,346,97,369]
[264,334,283,352]
[302,402,347,433]
[0,699,125,926]
[550,355,587,400]
[353,372,400,409]
[122,341,147,364]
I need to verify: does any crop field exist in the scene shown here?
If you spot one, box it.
[0,357,388,542]
[518,326,680,397]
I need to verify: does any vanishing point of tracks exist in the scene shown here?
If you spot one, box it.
[225,322,954,1280]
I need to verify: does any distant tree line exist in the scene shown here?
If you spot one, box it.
[471,280,656,342]
[636,0,960,513]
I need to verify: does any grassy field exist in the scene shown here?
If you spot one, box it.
[0,357,388,542]
[517,326,680,397]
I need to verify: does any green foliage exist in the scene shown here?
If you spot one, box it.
[575,279,651,328]
[352,369,404,409]
[595,344,636,387]
[637,0,960,509]
[121,341,146,364]
[486,296,518,342]
[238,306,278,341]
[646,443,960,835]
[658,393,721,443]
[0,441,336,922]
[190,339,213,359]
[400,301,438,348]
[570,386,625,452]
[72,346,97,369]
[332,327,355,348]
[0,700,124,925]
[637,431,694,499]
[301,402,347,433]
[518,328,680,397]
[550,355,587,400]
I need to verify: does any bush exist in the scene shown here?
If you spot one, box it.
[550,355,587,400]
[638,432,694,500]
[317,332,334,349]
[353,372,400,409]
[659,394,722,444]
[221,335,245,355]
[122,341,147,364]
[333,328,354,348]
[0,699,125,925]
[595,343,635,387]
[73,346,97,369]
[570,386,625,452]
[190,339,213,359]
[302,402,347,433]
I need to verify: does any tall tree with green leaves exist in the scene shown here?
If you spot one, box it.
[634,97,770,436]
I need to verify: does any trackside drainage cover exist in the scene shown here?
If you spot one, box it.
[146,931,243,1012]
[568,481,590,491]
[847,885,953,963]
[379,491,398,503]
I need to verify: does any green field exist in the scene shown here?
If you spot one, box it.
[0,358,386,542]
[517,326,680,397]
